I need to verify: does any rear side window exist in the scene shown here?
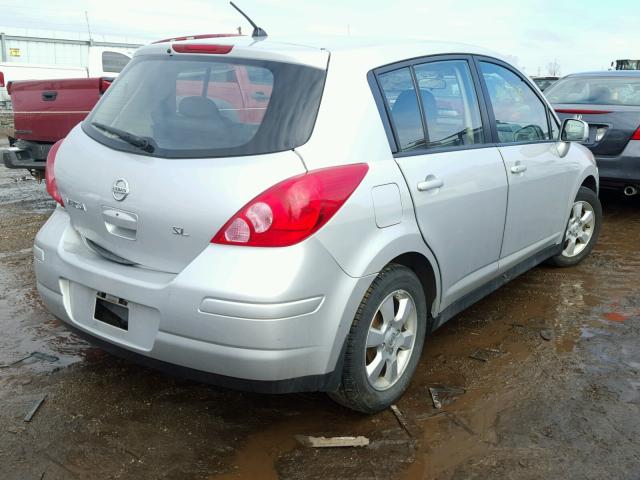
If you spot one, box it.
[85,55,326,158]
[378,60,485,152]
[413,60,484,147]
[479,62,550,144]
[378,67,426,151]
[102,51,130,74]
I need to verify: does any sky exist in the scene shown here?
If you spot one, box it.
[2,0,639,75]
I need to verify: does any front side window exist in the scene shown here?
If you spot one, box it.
[378,67,426,151]
[414,60,484,148]
[480,62,550,144]
[85,55,325,158]
[102,51,130,74]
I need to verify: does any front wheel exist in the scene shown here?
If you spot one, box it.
[548,186,602,267]
[329,264,427,413]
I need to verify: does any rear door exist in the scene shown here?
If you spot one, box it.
[475,59,573,265]
[376,57,508,308]
[57,50,328,274]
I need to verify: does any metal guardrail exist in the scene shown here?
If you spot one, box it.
[0,32,142,62]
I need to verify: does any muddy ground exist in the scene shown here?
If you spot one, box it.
[1,145,639,479]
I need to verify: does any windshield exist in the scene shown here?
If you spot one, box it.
[546,76,640,106]
[83,54,327,158]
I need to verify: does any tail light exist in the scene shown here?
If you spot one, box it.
[212,164,369,247]
[99,77,113,94]
[0,72,4,88]
[45,140,64,207]
[632,126,640,141]
[6,81,12,95]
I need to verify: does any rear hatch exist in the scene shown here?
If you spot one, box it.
[10,78,105,142]
[546,75,640,156]
[55,41,328,273]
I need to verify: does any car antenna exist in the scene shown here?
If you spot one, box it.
[229,2,267,38]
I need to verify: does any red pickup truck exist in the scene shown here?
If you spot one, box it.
[2,77,112,176]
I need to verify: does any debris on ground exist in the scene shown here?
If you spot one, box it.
[445,412,475,436]
[390,404,413,437]
[469,348,504,362]
[0,351,59,369]
[429,386,466,409]
[540,330,555,341]
[295,435,369,448]
[24,394,47,422]
[7,426,26,434]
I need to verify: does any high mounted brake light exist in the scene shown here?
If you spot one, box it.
[212,164,369,247]
[171,44,234,54]
[45,140,64,207]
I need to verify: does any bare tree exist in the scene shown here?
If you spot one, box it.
[547,60,561,77]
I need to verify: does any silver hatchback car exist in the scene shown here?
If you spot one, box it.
[35,36,601,412]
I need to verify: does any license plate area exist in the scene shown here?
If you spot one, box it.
[94,292,129,331]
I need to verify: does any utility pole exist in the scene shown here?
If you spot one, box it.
[0,32,6,62]
[85,11,94,46]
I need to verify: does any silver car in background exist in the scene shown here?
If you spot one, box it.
[35,36,601,412]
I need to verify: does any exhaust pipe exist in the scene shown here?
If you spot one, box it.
[624,185,639,196]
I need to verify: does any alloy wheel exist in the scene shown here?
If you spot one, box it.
[562,201,595,258]
[364,290,418,391]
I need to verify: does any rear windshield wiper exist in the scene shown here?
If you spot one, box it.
[91,122,155,153]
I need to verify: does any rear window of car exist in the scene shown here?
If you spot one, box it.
[84,54,326,158]
[546,76,640,106]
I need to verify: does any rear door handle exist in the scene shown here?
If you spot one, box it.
[42,91,58,101]
[417,176,444,192]
[510,163,527,174]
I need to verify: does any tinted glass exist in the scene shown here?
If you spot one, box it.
[378,67,426,151]
[480,62,550,143]
[545,76,640,106]
[102,51,130,74]
[414,60,484,148]
[85,55,326,158]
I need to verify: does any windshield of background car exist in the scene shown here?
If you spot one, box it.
[83,54,327,158]
[546,76,640,106]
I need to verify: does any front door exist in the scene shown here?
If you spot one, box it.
[476,60,573,265]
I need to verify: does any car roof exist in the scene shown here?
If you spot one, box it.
[140,35,509,71]
[564,70,640,78]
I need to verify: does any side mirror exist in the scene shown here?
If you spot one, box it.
[560,118,589,142]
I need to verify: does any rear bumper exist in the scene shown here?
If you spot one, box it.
[1,142,50,170]
[595,140,640,187]
[34,209,374,392]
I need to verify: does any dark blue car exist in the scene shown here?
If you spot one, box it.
[546,71,640,195]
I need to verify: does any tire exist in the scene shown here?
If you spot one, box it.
[547,186,602,267]
[329,264,427,413]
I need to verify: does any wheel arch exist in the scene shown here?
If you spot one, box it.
[581,175,598,194]
[388,252,438,324]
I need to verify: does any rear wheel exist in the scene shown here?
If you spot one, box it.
[548,186,602,267]
[329,264,427,413]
